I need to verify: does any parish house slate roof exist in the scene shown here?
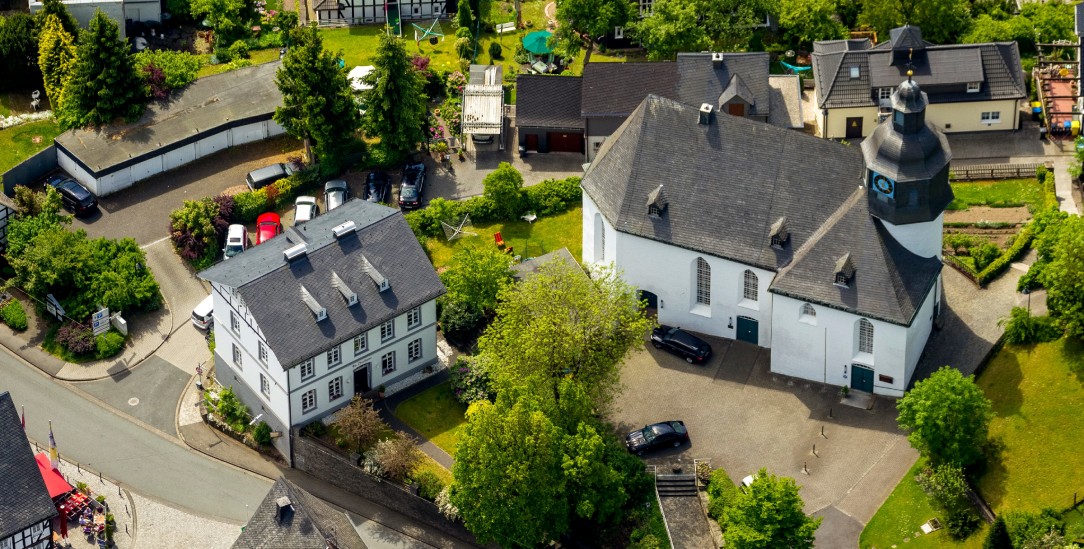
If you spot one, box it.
[582,95,941,325]
[813,27,1025,109]
[676,52,771,117]
[232,477,366,549]
[0,392,57,540]
[515,75,584,129]
[199,200,446,369]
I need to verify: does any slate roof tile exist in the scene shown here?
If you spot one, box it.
[515,75,584,129]
[580,63,679,116]
[232,477,366,549]
[0,392,58,540]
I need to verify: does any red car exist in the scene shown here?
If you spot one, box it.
[256,212,283,245]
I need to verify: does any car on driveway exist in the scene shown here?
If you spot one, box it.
[324,180,350,211]
[651,325,712,364]
[362,171,391,203]
[294,195,318,223]
[626,420,689,456]
[255,212,282,245]
[245,162,295,191]
[46,175,98,216]
[223,224,248,259]
[397,162,426,210]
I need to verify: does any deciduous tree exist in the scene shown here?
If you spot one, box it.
[440,245,514,314]
[189,0,246,42]
[0,13,40,91]
[372,432,423,482]
[481,162,524,220]
[37,14,77,110]
[363,33,427,160]
[58,10,145,129]
[1040,216,1084,338]
[628,0,711,61]
[775,0,847,47]
[555,0,635,61]
[896,366,994,467]
[860,0,972,44]
[722,469,821,549]
[333,396,387,453]
[274,25,362,165]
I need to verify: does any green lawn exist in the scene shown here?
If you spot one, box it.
[975,338,1084,513]
[424,206,582,268]
[946,178,1044,212]
[197,47,283,78]
[415,454,453,485]
[394,381,467,456]
[0,118,64,175]
[860,459,987,549]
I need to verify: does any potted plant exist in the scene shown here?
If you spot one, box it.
[433,140,449,161]
[840,386,850,397]
[377,384,386,398]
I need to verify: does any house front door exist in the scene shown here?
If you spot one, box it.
[845,117,863,139]
[353,364,371,395]
[850,364,874,392]
[736,316,758,345]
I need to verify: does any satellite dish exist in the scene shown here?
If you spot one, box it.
[785,50,795,58]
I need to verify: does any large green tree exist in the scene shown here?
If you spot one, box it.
[723,469,821,549]
[0,13,40,91]
[477,259,652,411]
[700,0,775,51]
[481,162,524,220]
[36,0,80,38]
[189,0,246,42]
[896,366,994,467]
[1040,215,1084,338]
[364,33,427,161]
[37,14,77,109]
[860,0,972,44]
[554,0,635,61]
[58,10,144,129]
[274,25,361,165]
[775,0,848,47]
[440,245,514,314]
[627,0,711,61]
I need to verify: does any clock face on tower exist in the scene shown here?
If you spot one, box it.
[870,171,896,198]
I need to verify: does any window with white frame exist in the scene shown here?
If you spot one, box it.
[638,0,652,15]
[301,389,316,413]
[329,376,343,401]
[799,303,816,324]
[353,334,368,355]
[381,320,395,342]
[258,341,267,363]
[407,307,421,329]
[614,26,624,39]
[743,270,758,301]
[966,82,980,93]
[381,351,396,375]
[859,319,874,354]
[877,87,893,100]
[230,311,239,332]
[849,66,860,79]
[260,374,270,397]
[408,338,422,362]
[232,343,242,368]
[299,358,314,380]
[981,111,1001,123]
[327,346,341,366]
[695,258,710,305]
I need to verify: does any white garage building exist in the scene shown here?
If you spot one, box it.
[54,61,285,197]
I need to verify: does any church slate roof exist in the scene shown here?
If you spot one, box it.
[232,477,366,549]
[812,27,1025,108]
[0,392,58,540]
[582,95,942,325]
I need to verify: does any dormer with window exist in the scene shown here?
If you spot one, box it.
[647,184,668,219]
[834,253,855,288]
[769,216,789,249]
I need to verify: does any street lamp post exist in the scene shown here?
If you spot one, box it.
[196,361,205,391]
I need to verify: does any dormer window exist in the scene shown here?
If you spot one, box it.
[648,204,662,218]
[834,252,855,288]
[769,217,789,249]
[966,82,980,93]
[849,66,860,79]
[646,184,668,218]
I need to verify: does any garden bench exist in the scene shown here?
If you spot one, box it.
[496,22,516,34]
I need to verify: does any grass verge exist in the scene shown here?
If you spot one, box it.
[424,206,582,268]
[42,323,94,364]
[394,381,467,456]
[947,178,1044,212]
[197,48,283,78]
[414,454,453,486]
[0,118,64,174]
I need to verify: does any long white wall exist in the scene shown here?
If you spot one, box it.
[61,119,285,197]
[583,193,775,346]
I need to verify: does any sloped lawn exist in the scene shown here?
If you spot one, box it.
[0,119,63,174]
[946,178,1045,212]
[423,206,582,269]
[393,381,467,456]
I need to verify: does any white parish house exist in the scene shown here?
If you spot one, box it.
[199,200,445,461]
[583,77,951,397]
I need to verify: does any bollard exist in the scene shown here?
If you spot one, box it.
[813,443,818,457]
[802,462,809,475]
[821,425,827,438]
[126,524,129,536]
[125,504,129,516]
[99,471,102,483]
[77,462,81,473]
[829,407,833,419]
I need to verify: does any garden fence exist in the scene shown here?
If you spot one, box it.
[950,162,1050,181]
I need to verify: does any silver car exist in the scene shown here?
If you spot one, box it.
[294,196,319,224]
[324,180,349,211]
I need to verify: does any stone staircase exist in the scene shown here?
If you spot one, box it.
[655,473,697,498]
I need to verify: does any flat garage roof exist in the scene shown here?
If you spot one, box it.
[54,61,283,176]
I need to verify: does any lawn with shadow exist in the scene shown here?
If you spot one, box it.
[423,206,581,269]
[393,381,467,456]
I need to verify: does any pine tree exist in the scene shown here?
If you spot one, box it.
[363,33,427,160]
[37,14,77,109]
[36,0,80,39]
[457,0,474,33]
[273,25,362,165]
[58,10,144,129]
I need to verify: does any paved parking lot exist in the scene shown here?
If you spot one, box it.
[614,336,917,548]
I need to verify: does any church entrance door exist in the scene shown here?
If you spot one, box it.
[736,316,758,345]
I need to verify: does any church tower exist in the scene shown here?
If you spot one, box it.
[860,74,953,259]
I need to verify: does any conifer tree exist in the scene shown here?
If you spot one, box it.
[58,10,144,129]
[37,14,77,109]
[363,33,427,160]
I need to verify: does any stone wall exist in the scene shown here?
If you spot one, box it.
[291,431,477,545]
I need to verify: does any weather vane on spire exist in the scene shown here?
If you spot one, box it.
[907,48,915,81]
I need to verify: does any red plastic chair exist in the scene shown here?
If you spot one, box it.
[494,232,505,248]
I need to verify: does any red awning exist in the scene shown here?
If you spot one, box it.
[35,453,73,499]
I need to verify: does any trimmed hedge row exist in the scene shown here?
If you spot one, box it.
[976,223,1034,286]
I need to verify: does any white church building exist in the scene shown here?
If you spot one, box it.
[582,77,952,397]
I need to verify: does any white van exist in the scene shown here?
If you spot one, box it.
[191,295,213,330]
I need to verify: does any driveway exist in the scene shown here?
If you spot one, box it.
[614,338,917,548]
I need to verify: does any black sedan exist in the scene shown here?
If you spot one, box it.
[46,175,98,217]
[397,162,426,210]
[651,325,712,364]
[363,171,391,204]
[626,421,689,456]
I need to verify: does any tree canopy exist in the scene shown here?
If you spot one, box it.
[58,10,145,129]
[1039,215,1084,338]
[554,0,635,59]
[896,366,994,467]
[722,469,821,549]
[36,0,80,38]
[364,33,427,161]
[628,0,711,61]
[0,13,41,91]
[775,0,848,47]
[439,245,515,314]
[477,259,652,411]
[274,25,362,165]
[481,162,524,220]
[860,0,972,44]
[38,14,77,108]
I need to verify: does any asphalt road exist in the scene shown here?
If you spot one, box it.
[2,350,271,523]
[76,356,191,436]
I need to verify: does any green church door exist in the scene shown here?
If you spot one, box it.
[851,364,874,393]
[736,316,758,345]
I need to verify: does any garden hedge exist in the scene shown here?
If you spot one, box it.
[1,299,28,331]
[976,223,1034,285]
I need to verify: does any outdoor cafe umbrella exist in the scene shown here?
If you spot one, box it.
[522,30,554,55]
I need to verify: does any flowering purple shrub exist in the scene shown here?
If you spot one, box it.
[143,64,169,100]
[448,357,494,405]
[56,323,95,356]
